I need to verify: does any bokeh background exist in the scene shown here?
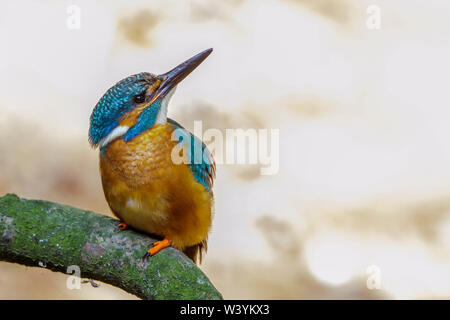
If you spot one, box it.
[1,0,450,299]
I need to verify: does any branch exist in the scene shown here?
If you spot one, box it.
[0,194,222,300]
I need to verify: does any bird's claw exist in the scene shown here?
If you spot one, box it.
[141,251,150,262]
[141,239,171,262]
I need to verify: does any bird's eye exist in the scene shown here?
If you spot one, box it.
[133,92,146,104]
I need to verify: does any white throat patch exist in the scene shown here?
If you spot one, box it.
[98,125,129,148]
[155,86,177,125]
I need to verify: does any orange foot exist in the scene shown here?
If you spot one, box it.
[118,222,128,230]
[142,238,171,261]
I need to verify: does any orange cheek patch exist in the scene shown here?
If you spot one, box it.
[119,108,143,127]
[147,79,162,105]
[148,79,161,93]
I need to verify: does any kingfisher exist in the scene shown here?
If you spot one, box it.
[88,49,215,264]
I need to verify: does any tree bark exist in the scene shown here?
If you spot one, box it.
[0,193,222,300]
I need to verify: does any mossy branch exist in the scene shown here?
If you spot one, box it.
[0,194,222,300]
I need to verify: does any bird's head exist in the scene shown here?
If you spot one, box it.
[89,48,212,149]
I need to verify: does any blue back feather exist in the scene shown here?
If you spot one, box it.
[168,118,215,192]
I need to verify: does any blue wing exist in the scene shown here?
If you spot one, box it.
[167,118,216,192]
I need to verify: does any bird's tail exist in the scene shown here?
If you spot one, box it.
[183,240,208,265]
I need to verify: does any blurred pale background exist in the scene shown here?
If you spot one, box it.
[1,0,450,299]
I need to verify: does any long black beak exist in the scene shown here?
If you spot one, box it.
[149,48,213,103]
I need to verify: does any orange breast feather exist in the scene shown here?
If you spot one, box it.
[99,123,213,250]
